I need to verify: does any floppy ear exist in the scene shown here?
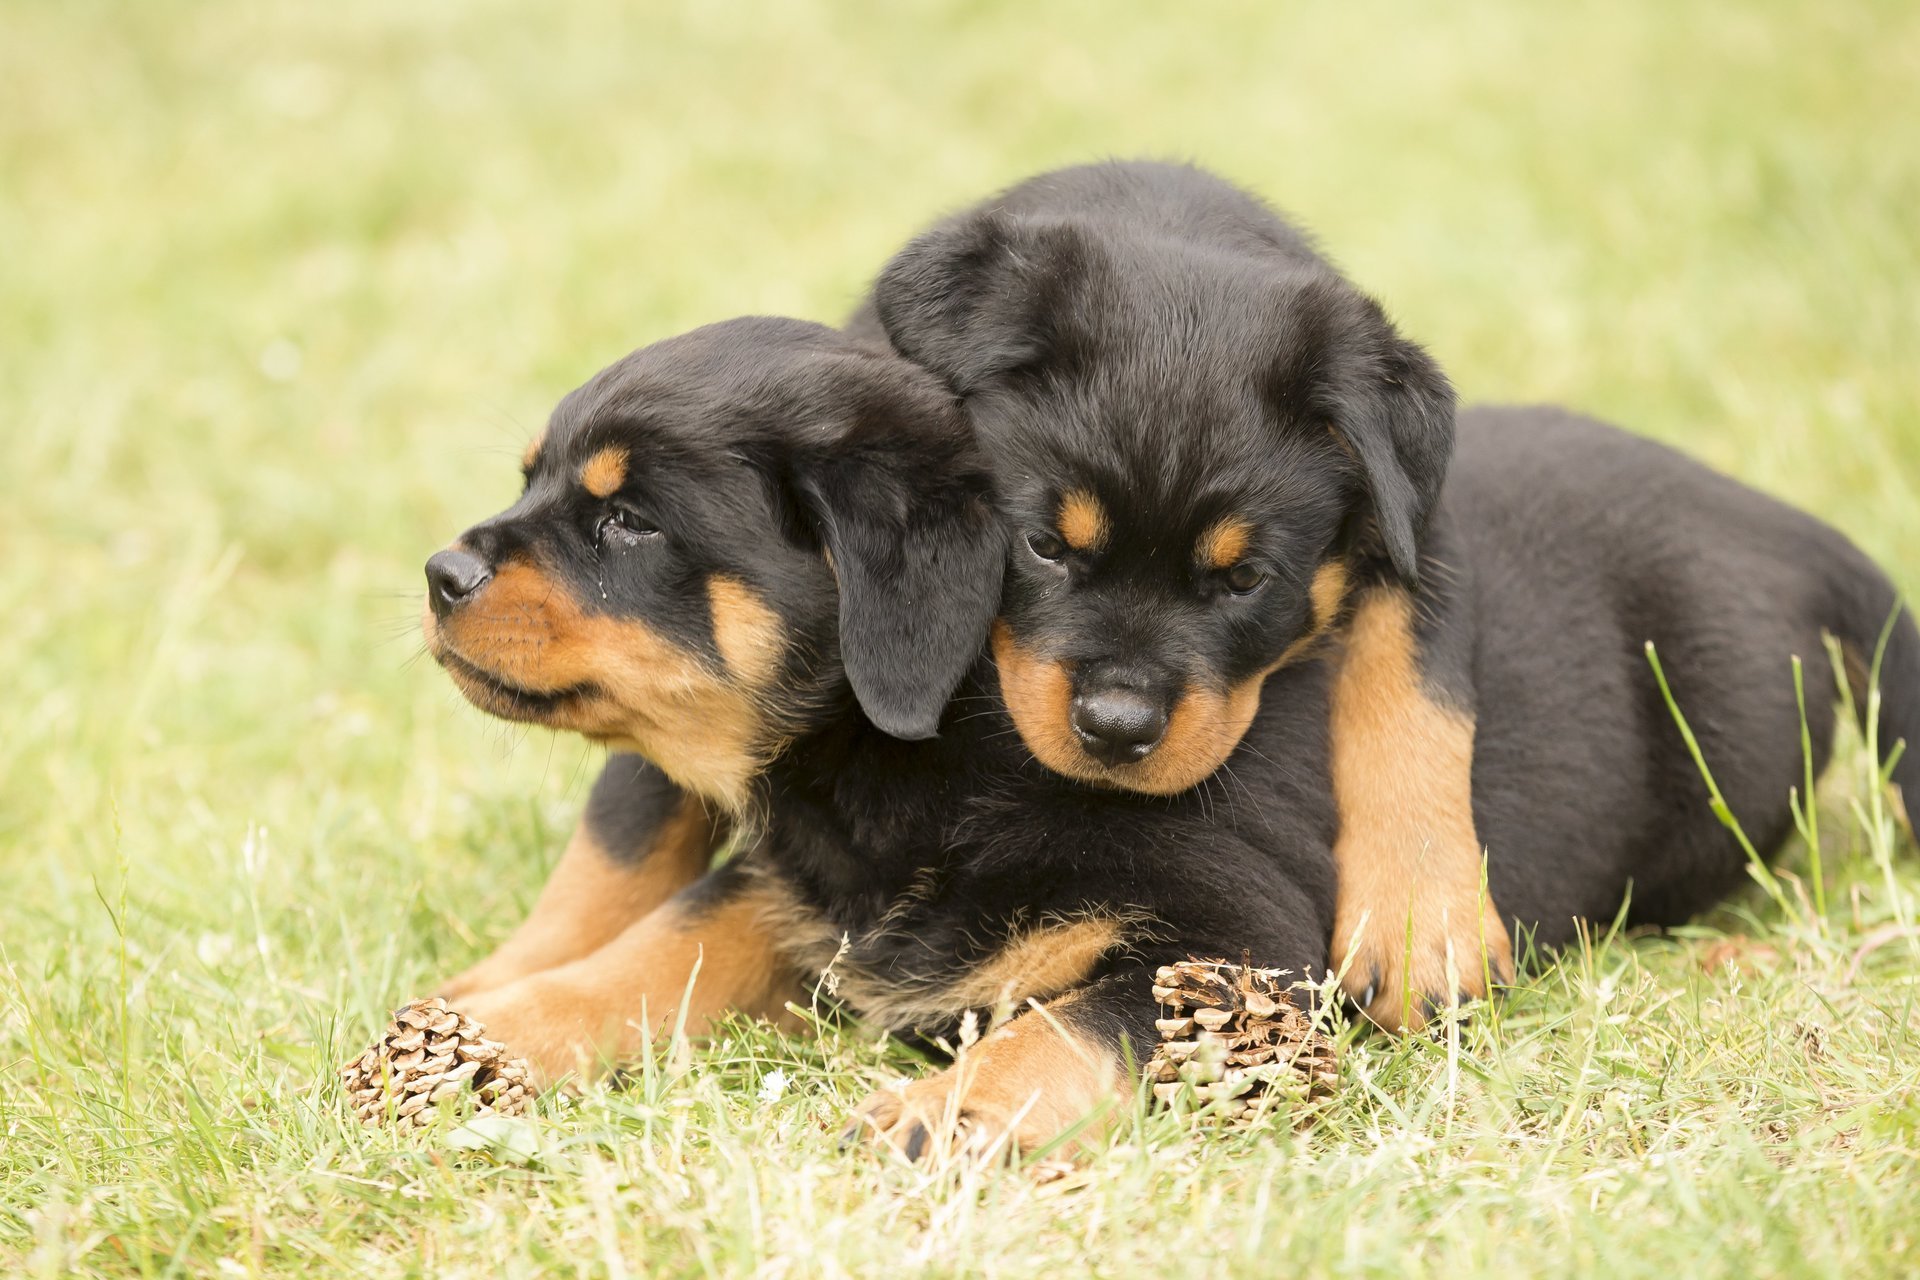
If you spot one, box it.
[871,212,1087,395]
[795,360,1006,740]
[1322,307,1456,588]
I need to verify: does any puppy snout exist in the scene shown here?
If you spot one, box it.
[1069,687,1169,765]
[425,547,494,617]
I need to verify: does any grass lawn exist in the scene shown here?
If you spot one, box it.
[4,1,1919,1275]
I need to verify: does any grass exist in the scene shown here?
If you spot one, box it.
[3,0,1918,1274]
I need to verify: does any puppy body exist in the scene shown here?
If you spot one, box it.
[866,161,1500,1022]
[863,159,1915,1015]
[1444,407,1918,938]
[425,318,1338,1157]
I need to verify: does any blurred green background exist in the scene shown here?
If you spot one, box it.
[2,3,1918,1270]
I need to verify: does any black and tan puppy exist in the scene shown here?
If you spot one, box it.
[862,160,1916,1024]
[862,161,1502,1025]
[426,317,1344,1156]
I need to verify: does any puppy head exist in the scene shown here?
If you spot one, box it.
[875,211,1452,794]
[422,317,1004,809]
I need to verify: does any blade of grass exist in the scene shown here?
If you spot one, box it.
[1791,654,1828,925]
[1644,641,1800,927]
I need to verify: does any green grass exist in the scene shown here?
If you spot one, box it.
[4,1,1919,1274]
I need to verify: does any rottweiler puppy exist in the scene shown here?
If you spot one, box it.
[425,317,1344,1157]
[861,160,1498,1025]
[860,159,1916,1025]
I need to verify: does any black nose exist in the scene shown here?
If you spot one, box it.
[425,548,493,617]
[1069,687,1169,765]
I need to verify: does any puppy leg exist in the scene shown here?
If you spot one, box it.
[439,757,726,1002]
[847,985,1124,1162]
[456,863,808,1086]
[1330,584,1512,1031]
[846,919,1331,1160]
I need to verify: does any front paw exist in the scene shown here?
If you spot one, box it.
[1334,895,1513,1032]
[842,1071,1027,1163]
[840,1011,1121,1162]
[437,953,535,1004]
[458,978,612,1088]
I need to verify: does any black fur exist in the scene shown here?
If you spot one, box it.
[854,163,1456,782]
[459,318,1000,742]
[1447,407,1917,937]
[427,170,1916,1153]
[793,387,1005,739]
[430,317,1338,1066]
[872,160,1455,593]
[859,160,1915,946]
[581,754,687,862]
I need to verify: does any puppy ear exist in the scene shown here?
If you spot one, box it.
[871,212,1085,394]
[1321,309,1455,588]
[796,357,1006,740]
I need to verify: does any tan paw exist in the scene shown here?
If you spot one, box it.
[840,1010,1121,1162]
[437,952,544,1004]
[457,977,619,1088]
[841,1071,1020,1163]
[1333,893,1513,1032]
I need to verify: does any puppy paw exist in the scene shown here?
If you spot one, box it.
[457,978,612,1088]
[1333,894,1512,1033]
[437,953,540,1004]
[840,1009,1120,1162]
[841,1071,1038,1163]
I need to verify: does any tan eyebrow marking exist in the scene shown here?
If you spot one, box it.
[1057,490,1109,552]
[1197,517,1253,569]
[580,446,629,498]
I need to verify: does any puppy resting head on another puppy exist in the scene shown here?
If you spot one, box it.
[872,162,1455,794]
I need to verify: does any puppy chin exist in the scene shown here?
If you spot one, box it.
[431,644,593,728]
[1073,746,1229,796]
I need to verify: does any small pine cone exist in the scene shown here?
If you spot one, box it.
[1144,957,1338,1126]
[340,996,533,1130]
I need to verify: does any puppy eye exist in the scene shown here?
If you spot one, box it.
[1026,531,1068,563]
[1225,563,1267,595]
[598,508,660,548]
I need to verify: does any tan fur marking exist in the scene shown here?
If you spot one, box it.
[457,878,809,1086]
[1329,587,1512,1031]
[946,919,1121,1013]
[438,795,725,1001]
[1057,490,1109,552]
[1268,559,1353,669]
[850,990,1123,1159]
[424,558,782,809]
[1198,518,1253,570]
[993,620,1258,795]
[991,560,1354,796]
[521,434,544,473]
[1309,560,1351,629]
[580,445,629,498]
[707,576,784,686]
[727,862,1143,1032]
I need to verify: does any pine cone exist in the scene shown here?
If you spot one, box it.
[1145,957,1338,1127]
[339,997,533,1131]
